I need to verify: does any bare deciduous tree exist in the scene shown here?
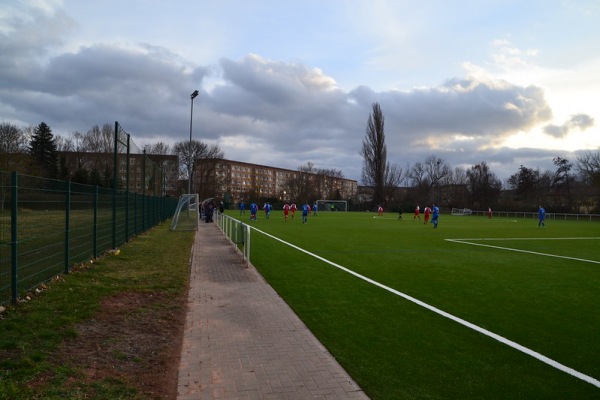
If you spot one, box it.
[466,161,502,209]
[174,140,224,196]
[0,122,28,173]
[148,142,171,155]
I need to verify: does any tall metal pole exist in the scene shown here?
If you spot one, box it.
[188,90,199,194]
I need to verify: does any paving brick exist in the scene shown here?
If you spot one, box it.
[177,222,369,399]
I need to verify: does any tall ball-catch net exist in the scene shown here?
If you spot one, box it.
[171,194,200,231]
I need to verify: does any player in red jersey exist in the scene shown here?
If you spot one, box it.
[423,206,431,224]
[283,203,290,221]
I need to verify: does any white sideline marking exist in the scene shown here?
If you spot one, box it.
[446,238,600,265]
[251,226,600,389]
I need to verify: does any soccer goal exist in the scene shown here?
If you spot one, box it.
[316,200,348,212]
[171,194,200,231]
[451,208,472,216]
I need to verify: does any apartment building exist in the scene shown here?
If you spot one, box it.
[209,159,357,202]
[58,151,179,197]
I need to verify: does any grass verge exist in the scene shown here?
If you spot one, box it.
[0,222,194,400]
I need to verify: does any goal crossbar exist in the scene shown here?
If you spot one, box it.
[316,200,347,212]
[451,208,472,216]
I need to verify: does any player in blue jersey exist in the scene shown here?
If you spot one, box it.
[250,202,258,221]
[431,204,440,228]
[538,205,545,228]
[263,202,271,219]
[239,201,246,215]
[301,202,310,224]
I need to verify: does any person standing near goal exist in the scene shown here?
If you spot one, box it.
[378,206,383,216]
[414,205,421,221]
[488,207,493,219]
[432,204,440,228]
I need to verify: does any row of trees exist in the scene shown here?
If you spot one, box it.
[0,121,224,193]
[3,114,600,213]
[0,122,59,178]
[360,103,600,213]
[264,161,345,207]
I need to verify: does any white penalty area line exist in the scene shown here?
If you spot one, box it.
[446,238,600,265]
[250,226,600,389]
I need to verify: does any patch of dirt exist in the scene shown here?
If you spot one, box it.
[49,291,187,399]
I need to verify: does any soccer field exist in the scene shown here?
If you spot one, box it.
[228,211,600,399]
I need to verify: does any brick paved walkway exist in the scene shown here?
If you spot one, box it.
[177,222,369,399]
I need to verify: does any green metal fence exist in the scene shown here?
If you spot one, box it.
[0,171,178,305]
[0,121,179,305]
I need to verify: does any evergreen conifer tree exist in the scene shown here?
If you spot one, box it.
[29,122,58,178]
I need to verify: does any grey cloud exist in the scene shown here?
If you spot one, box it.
[544,114,594,138]
[2,41,209,137]
[0,4,75,88]
[380,78,552,140]
[0,4,580,184]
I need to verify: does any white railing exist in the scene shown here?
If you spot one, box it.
[467,210,600,222]
[215,212,251,264]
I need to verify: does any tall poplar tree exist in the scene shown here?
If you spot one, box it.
[361,103,386,206]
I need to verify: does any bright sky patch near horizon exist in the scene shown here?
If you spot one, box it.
[1,0,598,182]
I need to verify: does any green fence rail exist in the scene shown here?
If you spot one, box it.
[0,121,181,305]
[0,171,178,305]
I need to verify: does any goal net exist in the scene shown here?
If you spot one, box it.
[451,208,472,216]
[316,200,348,212]
[171,194,200,231]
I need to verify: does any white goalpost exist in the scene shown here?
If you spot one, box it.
[451,208,472,216]
[316,200,348,212]
[171,194,200,231]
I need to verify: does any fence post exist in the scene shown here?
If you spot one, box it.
[245,224,251,263]
[142,149,146,232]
[133,192,138,235]
[125,134,130,242]
[93,185,98,258]
[112,121,118,249]
[10,172,18,304]
[125,187,130,242]
[64,180,71,274]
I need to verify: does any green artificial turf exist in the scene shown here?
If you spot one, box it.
[228,211,600,399]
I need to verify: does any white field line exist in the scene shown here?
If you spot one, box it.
[250,226,600,389]
[446,238,600,265]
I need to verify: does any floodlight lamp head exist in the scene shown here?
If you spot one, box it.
[191,90,199,99]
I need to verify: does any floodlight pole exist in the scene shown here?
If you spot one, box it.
[188,90,199,194]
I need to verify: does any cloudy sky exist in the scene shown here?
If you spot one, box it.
[1,0,599,183]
